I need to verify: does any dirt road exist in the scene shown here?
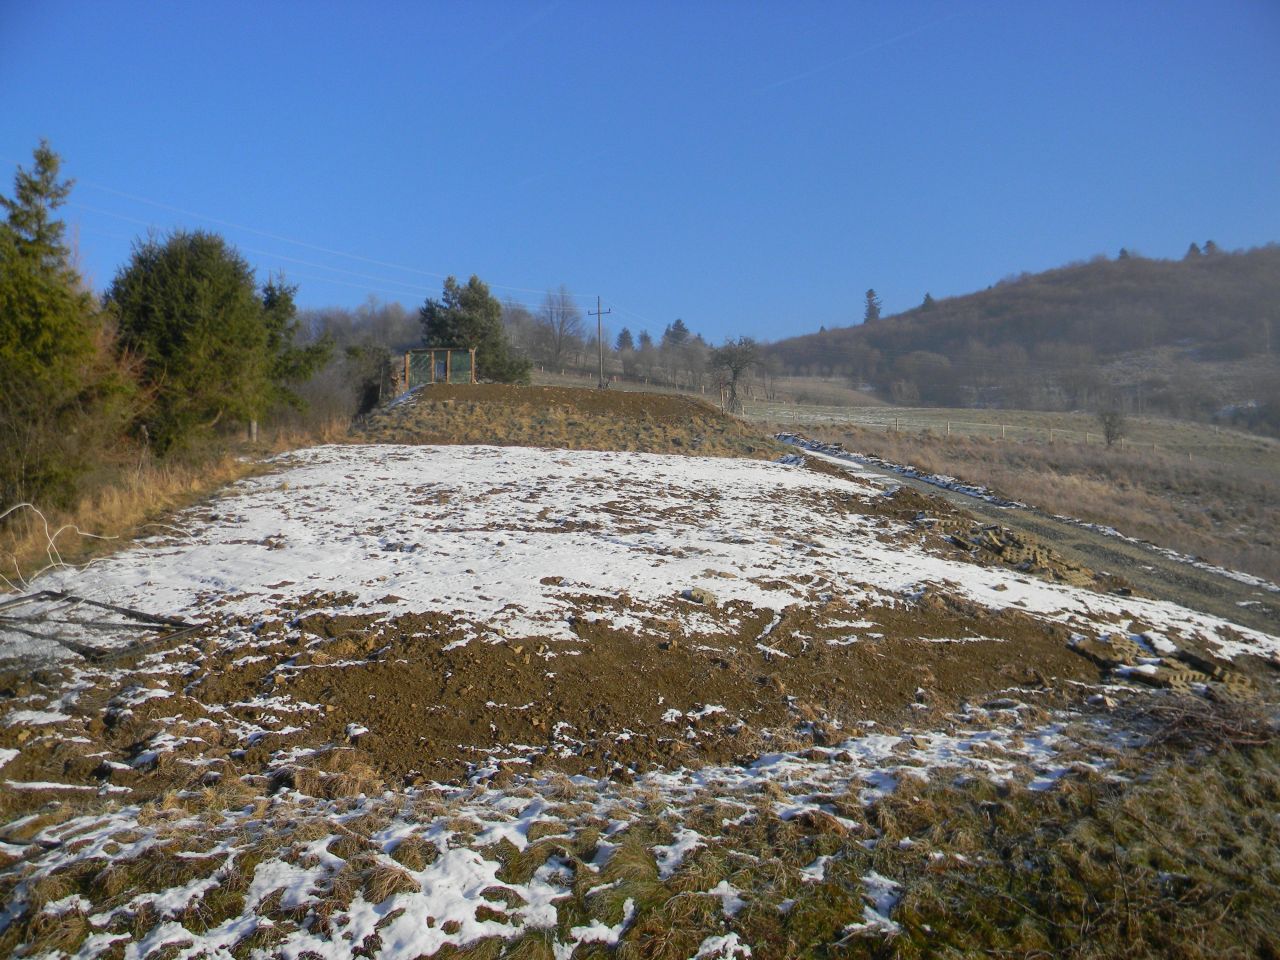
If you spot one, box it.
[804,447,1280,639]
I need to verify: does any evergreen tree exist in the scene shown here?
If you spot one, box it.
[1185,242,1202,259]
[638,330,653,350]
[420,275,530,383]
[921,292,936,310]
[261,276,332,410]
[662,318,690,347]
[108,231,326,450]
[0,142,138,505]
[864,289,882,322]
[1118,248,1131,260]
[0,141,94,392]
[615,327,634,352]
[1204,239,1220,256]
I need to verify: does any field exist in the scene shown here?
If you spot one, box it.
[0,385,1278,959]
[749,404,1280,471]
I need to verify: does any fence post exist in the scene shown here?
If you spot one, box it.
[946,421,951,436]
[1001,424,1007,440]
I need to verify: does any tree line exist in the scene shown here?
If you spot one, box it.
[1,142,768,514]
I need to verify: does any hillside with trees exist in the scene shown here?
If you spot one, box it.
[766,246,1280,429]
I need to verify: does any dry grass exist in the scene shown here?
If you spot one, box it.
[802,425,1280,583]
[3,711,1276,959]
[0,417,350,591]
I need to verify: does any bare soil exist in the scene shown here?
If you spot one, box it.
[0,584,1099,823]
[355,383,782,458]
[5,386,1272,826]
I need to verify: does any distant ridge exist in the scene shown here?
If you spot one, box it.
[765,244,1280,422]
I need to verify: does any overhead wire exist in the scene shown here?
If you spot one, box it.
[11,155,672,336]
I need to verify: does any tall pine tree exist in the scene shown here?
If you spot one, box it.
[864,289,882,322]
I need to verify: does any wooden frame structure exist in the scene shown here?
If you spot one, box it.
[401,347,477,392]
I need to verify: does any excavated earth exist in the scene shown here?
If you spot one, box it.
[354,383,779,458]
[1,386,1276,828]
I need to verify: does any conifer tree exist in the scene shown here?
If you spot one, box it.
[662,318,690,347]
[420,275,530,383]
[864,289,882,322]
[615,328,634,352]
[108,231,327,450]
[0,140,94,393]
[0,142,138,505]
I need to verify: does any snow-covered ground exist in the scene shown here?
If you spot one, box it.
[9,443,1276,664]
[2,443,1277,958]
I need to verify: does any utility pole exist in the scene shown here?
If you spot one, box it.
[590,295,611,389]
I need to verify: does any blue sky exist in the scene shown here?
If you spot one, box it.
[2,1,1277,344]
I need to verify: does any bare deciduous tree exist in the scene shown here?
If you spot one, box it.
[711,337,758,414]
[538,285,583,370]
[1097,402,1127,447]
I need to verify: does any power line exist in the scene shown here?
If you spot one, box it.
[63,174,669,335]
[77,180,553,297]
[589,296,611,388]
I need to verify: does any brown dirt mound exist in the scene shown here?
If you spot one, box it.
[354,383,781,458]
[0,585,1102,820]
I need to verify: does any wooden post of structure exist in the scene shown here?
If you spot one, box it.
[403,352,410,393]
[445,349,452,385]
[470,348,477,383]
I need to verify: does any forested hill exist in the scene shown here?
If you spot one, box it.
[766,244,1280,414]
